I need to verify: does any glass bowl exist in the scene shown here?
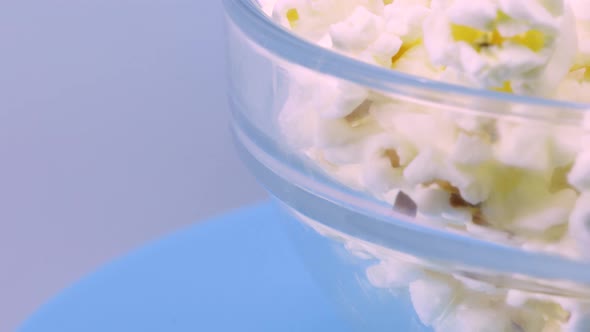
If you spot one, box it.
[223,0,590,331]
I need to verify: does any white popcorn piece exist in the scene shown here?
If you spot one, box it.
[258,0,277,16]
[568,150,590,191]
[410,276,460,327]
[314,115,379,148]
[306,147,367,188]
[481,171,550,227]
[389,110,456,153]
[441,209,474,226]
[383,0,431,43]
[360,133,416,192]
[450,113,495,134]
[321,140,366,165]
[362,33,403,67]
[511,308,555,332]
[446,0,498,31]
[567,0,590,21]
[435,299,511,332]
[449,132,493,165]
[412,182,475,226]
[316,80,370,119]
[272,0,364,40]
[413,184,453,216]
[522,5,578,97]
[366,258,423,289]
[368,101,397,129]
[404,149,492,205]
[331,163,365,189]
[453,274,502,295]
[361,157,405,193]
[551,125,583,168]
[278,94,319,149]
[481,44,548,91]
[497,0,562,33]
[557,76,590,103]
[403,149,447,185]
[363,132,416,166]
[329,6,384,52]
[568,192,590,260]
[512,188,577,234]
[392,44,441,79]
[272,0,313,31]
[316,33,333,48]
[494,122,553,172]
[570,10,590,69]
[506,290,572,330]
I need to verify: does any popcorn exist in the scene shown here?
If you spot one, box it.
[361,33,403,67]
[423,0,576,95]
[314,112,379,148]
[363,132,416,166]
[557,76,590,103]
[360,132,416,192]
[410,275,460,326]
[278,93,319,149]
[404,149,492,205]
[321,140,366,165]
[389,110,456,152]
[568,192,590,260]
[366,258,423,289]
[258,0,277,16]
[511,188,577,234]
[568,150,590,191]
[272,0,363,40]
[316,80,370,119]
[294,186,588,332]
[435,298,512,332]
[403,149,448,186]
[272,0,313,30]
[383,0,431,43]
[413,184,454,216]
[329,6,384,52]
[494,121,553,172]
[392,44,441,79]
[449,132,493,165]
[453,274,502,295]
[446,0,498,31]
[268,0,590,276]
[496,0,563,33]
[568,1,590,69]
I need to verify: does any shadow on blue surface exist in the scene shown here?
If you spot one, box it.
[19,202,351,332]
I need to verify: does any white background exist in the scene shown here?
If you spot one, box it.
[0,1,266,330]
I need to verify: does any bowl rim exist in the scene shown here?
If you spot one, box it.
[223,0,590,115]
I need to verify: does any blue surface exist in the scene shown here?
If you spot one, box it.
[19,202,351,332]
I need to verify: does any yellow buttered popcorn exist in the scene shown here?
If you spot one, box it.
[423,0,577,97]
